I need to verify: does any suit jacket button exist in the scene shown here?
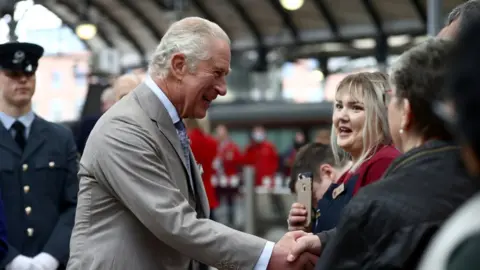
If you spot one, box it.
[22,164,28,171]
[26,228,34,237]
[49,161,55,168]
[25,206,32,215]
[23,185,30,194]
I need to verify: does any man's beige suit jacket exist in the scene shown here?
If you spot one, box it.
[67,83,267,270]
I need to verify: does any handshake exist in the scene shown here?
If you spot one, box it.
[267,203,322,270]
[268,230,322,270]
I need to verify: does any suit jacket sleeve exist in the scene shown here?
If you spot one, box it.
[94,120,267,269]
[316,227,336,250]
[42,130,79,264]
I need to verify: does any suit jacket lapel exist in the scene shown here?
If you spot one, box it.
[189,152,210,217]
[133,83,193,189]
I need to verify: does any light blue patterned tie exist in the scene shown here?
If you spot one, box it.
[174,121,191,179]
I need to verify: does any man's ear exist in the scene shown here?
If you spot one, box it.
[319,164,335,183]
[170,53,188,80]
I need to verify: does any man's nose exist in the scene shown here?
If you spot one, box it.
[216,82,227,96]
[17,74,29,82]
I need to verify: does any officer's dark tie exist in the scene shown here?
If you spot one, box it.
[12,121,26,151]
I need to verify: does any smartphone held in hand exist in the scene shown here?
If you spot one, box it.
[295,173,313,228]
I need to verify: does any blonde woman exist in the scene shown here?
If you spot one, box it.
[287,72,399,258]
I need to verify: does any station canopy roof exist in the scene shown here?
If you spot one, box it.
[41,0,465,67]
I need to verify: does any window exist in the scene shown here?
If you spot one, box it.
[49,98,64,122]
[52,71,62,89]
[73,64,87,87]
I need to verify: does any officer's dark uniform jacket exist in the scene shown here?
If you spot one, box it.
[0,114,78,269]
[0,42,78,269]
[315,140,479,270]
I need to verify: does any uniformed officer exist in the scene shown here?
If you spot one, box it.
[0,42,78,270]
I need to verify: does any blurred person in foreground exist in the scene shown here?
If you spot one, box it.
[437,0,480,39]
[184,116,219,220]
[288,72,399,246]
[0,42,78,270]
[113,73,142,101]
[67,17,316,270]
[418,17,480,270]
[75,87,115,154]
[213,124,243,225]
[290,38,479,269]
[287,143,351,233]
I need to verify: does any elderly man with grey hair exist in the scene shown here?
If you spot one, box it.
[67,17,316,270]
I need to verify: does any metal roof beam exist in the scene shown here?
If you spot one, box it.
[41,1,92,50]
[410,0,427,25]
[228,0,264,47]
[312,0,340,39]
[361,0,384,36]
[266,0,299,44]
[62,21,92,51]
[91,0,146,63]
[57,0,114,47]
[189,0,231,37]
[117,0,164,42]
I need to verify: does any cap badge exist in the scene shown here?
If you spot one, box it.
[13,51,25,64]
[25,64,32,72]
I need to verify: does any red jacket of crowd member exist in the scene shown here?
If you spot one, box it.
[188,128,219,209]
[243,137,279,187]
[215,140,243,184]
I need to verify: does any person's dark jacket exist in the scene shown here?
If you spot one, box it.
[75,115,101,155]
[315,140,479,270]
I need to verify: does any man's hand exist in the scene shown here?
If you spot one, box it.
[267,231,318,270]
[5,255,34,270]
[287,234,322,262]
[287,203,308,231]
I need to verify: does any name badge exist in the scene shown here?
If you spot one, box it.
[332,183,345,199]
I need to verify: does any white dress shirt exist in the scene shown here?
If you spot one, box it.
[144,75,274,269]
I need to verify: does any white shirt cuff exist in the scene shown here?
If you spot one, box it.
[253,241,275,270]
